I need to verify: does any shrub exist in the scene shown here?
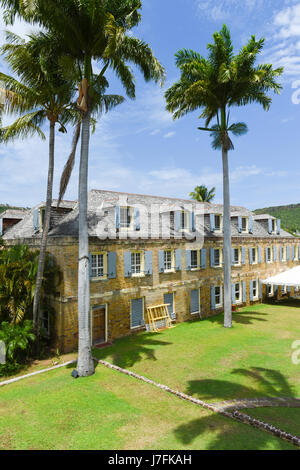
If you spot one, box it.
[0,320,35,377]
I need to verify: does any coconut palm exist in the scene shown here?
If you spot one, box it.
[165,25,283,328]
[0,32,79,349]
[2,0,165,376]
[190,185,215,202]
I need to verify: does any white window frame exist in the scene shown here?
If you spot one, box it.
[251,247,258,265]
[119,206,133,230]
[163,249,175,273]
[233,247,241,266]
[252,279,258,300]
[214,214,223,233]
[267,284,274,297]
[131,251,145,277]
[294,247,298,261]
[180,210,190,231]
[213,248,222,268]
[190,288,201,315]
[241,217,248,233]
[271,219,276,233]
[266,246,272,264]
[234,282,242,304]
[190,250,200,270]
[281,285,287,294]
[282,247,287,262]
[91,252,107,280]
[215,285,223,308]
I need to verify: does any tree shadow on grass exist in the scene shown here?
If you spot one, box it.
[174,367,297,450]
[207,310,269,326]
[92,332,172,369]
[186,367,296,402]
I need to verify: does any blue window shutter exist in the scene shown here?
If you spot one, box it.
[124,251,132,277]
[249,248,252,265]
[210,248,215,267]
[175,249,181,271]
[287,286,291,293]
[190,289,199,313]
[242,281,246,303]
[238,216,242,233]
[33,209,39,231]
[164,293,175,319]
[292,245,295,261]
[174,211,181,231]
[280,246,283,261]
[258,247,262,263]
[190,211,195,232]
[231,248,234,266]
[200,249,207,269]
[287,246,290,261]
[186,250,191,271]
[241,247,245,264]
[108,252,116,279]
[268,219,272,234]
[0,219,3,236]
[89,253,92,279]
[249,216,253,234]
[259,280,263,300]
[210,214,215,232]
[211,287,216,310]
[274,285,278,296]
[273,246,277,262]
[277,219,281,235]
[145,251,152,275]
[232,284,236,305]
[131,298,144,328]
[250,281,253,301]
[115,206,120,230]
[134,208,140,231]
[158,250,164,272]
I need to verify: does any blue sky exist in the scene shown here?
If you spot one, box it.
[1,0,300,210]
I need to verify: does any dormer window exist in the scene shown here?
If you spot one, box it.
[271,219,276,233]
[120,207,132,229]
[180,211,189,230]
[215,215,221,231]
[241,217,248,232]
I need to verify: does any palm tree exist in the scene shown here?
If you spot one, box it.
[2,0,165,376]
[190,185,215,202]
[0,32,78,350]
[165,25,283,328]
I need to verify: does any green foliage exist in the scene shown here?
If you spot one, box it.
[0,244,61,324]
[0,203,28,215]
[0,319,35,376]
[190,185,215,202]
[254,204,300,235]
[165,24,283,150]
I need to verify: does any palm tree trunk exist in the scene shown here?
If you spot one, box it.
[222,144,232,328]
[33,120,55,352]
[77,109,94,377]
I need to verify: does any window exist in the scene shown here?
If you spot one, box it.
[191,250,199,269]
[267,285,274,297]
[215,215,222,231]
[180,211,189,230]
[295,247,298,261]
[215,286,222,308]
[266,247,272,263]
[214,248,221,267]
[241,217,248,232]
[39,207,46,231]
[282,247,286,262]
[120,207,132,228]
[282,285,287,294]
[131,252,142,275]
[252,247,257,264]
[40,311,50,335]
[164,250,173,271]
[272,219,276,233]
[91,253,107,279]
[233,248,240,265]
[253,280,258,299]
[234,282,242,303]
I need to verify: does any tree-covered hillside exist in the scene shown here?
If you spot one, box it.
[254,204,300,234]
[0,204,29,215]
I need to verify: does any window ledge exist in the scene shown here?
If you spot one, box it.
[191,311,200,315]
[91,277,107,282]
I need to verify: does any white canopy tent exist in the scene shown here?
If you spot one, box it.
[262,266,300,287]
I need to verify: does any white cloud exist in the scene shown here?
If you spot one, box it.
[195,0,266,22]
[163,131,175,139]
[274,4,300,39]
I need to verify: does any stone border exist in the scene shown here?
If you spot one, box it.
[0,360,77,387]
[97,359,300,448]
[213,397,300,411]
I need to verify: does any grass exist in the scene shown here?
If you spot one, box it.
[0,301,299,450]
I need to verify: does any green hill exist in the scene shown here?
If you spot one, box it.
[254,204,300,234]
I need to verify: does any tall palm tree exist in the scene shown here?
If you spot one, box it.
[2,0,165,376]
[165,25,283,328]
[0,32,78,350]
[190,185,215,202]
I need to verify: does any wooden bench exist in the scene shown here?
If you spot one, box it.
[146,303,174,332]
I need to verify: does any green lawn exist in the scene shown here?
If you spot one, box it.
[0,302,299,450]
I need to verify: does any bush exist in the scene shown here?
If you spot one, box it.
[0,320,35,377]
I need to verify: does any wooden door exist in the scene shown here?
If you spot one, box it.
[92,305,106,345]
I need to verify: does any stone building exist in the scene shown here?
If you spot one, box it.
[3,190,300,353]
